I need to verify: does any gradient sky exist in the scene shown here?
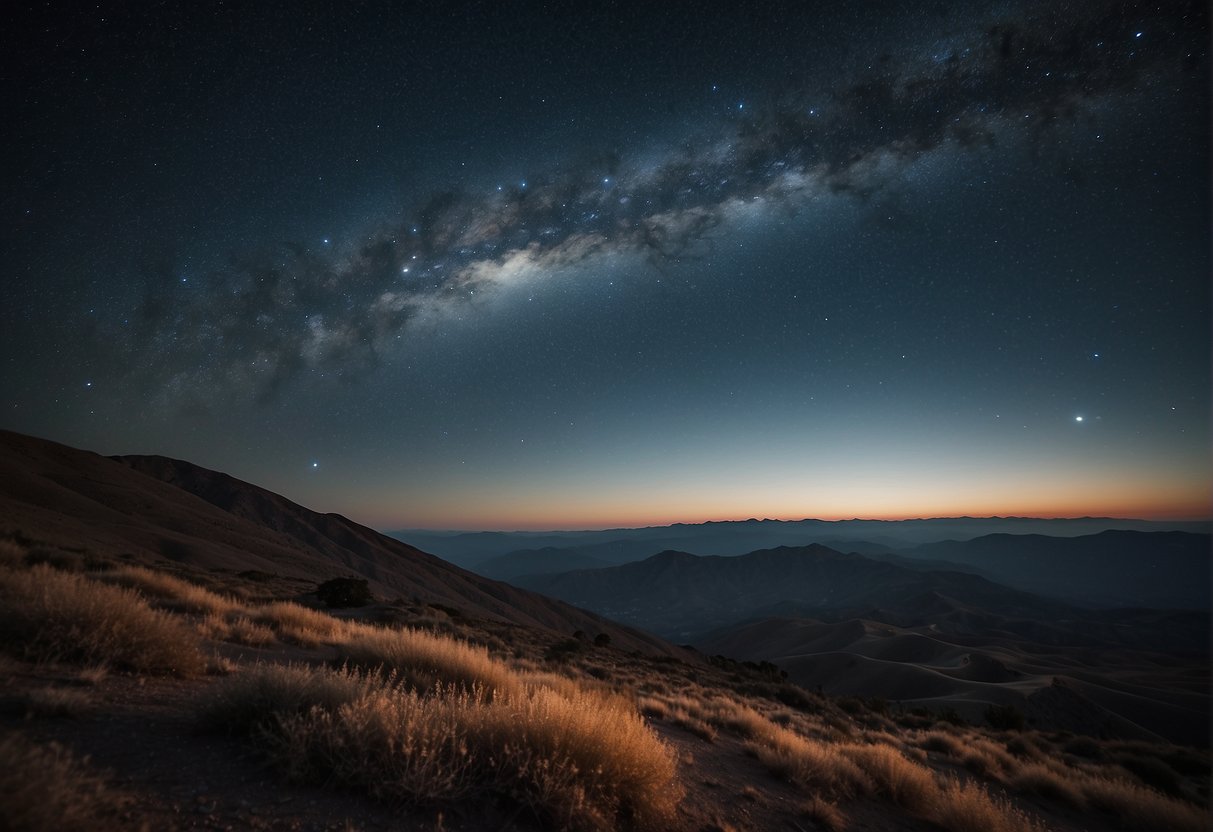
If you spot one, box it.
[3,1,1209,530]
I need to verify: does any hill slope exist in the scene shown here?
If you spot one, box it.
[0,430,675,655]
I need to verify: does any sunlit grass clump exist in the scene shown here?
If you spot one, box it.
[93,565,239,616]
[0,564,206,675]
[201,663,681,830]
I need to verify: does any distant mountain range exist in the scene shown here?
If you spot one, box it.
[513,541,1208,641]
[0,430,676,655]
[390,516,1209,574]
[903,530,1210,608]
[515,544,1076,640]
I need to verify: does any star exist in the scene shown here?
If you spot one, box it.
[1075,416,1084,423]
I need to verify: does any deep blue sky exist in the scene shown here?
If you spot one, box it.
[3,1,1209,528]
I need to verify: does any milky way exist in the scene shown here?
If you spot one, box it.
[122,0,1204,401]
[4,0,1208,527]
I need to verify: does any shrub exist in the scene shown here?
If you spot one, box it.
[0,565,205,675]
[593,633,611,647]
[202,664,680,830]
[985,704,1025,731]
[316,577,372,608]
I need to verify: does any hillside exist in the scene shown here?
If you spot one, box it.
[0,430,675,656]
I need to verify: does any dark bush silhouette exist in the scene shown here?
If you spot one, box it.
[985,704,1025,731]
[316,577,372,608]
[593,632,611,647]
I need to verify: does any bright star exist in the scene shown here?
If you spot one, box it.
[311,462,319,469]
[1075,416,1084,423]
[323,238,330,244]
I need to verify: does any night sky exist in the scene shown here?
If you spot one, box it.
[3,1,1209,529]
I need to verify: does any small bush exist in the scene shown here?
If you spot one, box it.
[316,577,372,608]
[985,704,1025,732]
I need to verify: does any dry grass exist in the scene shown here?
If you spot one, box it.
[201,663,680,830]
[747,724,871,797]
[199,613,277,647]
[0,731,126,831]
[921,730,965,758]
[843,743,939,814]
[933,777,1045,832]
[251,601,349,646]
[801,795,848,831]
[1080,776,1208,832]
[94,565,238,616]
[1010,762,1086,807]
[337,625,522,695]
[0,565,206,675]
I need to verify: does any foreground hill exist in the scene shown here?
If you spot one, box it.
[2,537,1208,832]
[0,430,675,655]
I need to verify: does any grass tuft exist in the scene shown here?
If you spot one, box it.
[0,565,206,675]
[201,663,680,830]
